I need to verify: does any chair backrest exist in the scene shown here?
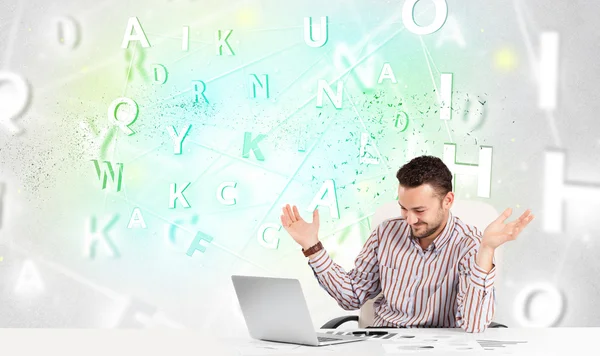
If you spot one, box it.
[357,198,500,328]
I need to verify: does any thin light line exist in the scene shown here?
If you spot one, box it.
[9,242,126,302]
[419,37,454,143]
[9,242,187,328]
[186,136,312,194]
[244,19,407,33]
[3,0,25,70]
[187,139,291,179]
[319,213,374,239]
[36,0,246,94]
[144,41,303,111]
[111,194,271,274]
[105,41,138,211]
[260,4,434,263]
[188,138,238,186]
[238,119,337,254]
[272,213,374,264]
[344,85,393,177]
[169,43,209,65]
[124,143,166,165]
[513,0,562,148]
[265,1,437,136]
[350,172,393,185]
[36,55,119,94]
[422,39,442,76]
[102,131,120,212]
[443,121,454,144]
[419,37,441,103]
[266,25,408,136]
[144,33,211,44]
[424,40,479,145]
[76,0,119,20]
[545,110,563,147]
[274,49,331,100]
[114,131,131,206]
[201,202,272,215]
[552,234,575,283]
[513,0,539,81]
[122,42,137,96]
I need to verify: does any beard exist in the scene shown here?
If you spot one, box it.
[410,223,441,239]
[410,207,446,239]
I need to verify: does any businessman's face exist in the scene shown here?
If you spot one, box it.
[398,184,453,239]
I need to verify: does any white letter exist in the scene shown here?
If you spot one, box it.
[217,182,237,206]
[402,0,448,35]
[167,124,191,155]
[127,208,147,229]
[182,26,189,51]
[169,182,191,208]
[152,64,168,84]
[85,214,120,258]
[316,80,343,109]
[91,160,124,192]
[378,63,398,84]
[360,133,380,165]
[249,74,270,98]
[121,17,151,48]
[53,16,80,49]
[542,150,600,233]
[443,143,493,198]
[15,260,44,295]
[0,72,30,135]
[436,15,466,48]
[215,29,234,55]
[440,73,453,121]
[258,223,280,249]
[307,180,340,218]
[304,16,328,47]
[514,283,564,327]
[538,32,559,110]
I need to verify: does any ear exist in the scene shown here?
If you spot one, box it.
[443,191,454,209]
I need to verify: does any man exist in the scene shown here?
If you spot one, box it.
[280,155,534,332]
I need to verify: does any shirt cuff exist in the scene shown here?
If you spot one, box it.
[307,248,334,274]
[469,261,496,292]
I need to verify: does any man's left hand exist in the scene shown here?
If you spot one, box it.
[482,208,535,250]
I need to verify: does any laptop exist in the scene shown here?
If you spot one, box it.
[231,275,366,347]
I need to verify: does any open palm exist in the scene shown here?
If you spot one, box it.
[280,204,320,249]
[482,208,535,249]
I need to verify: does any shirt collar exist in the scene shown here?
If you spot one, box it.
[410,211,455,253]
[431,211,455,252]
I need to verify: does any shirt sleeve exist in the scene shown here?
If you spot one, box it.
[307,225,382,311]
[455,241,496,333]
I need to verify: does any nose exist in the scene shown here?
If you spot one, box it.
[404,211,418,225]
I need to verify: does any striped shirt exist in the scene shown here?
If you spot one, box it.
[308,212,496,333]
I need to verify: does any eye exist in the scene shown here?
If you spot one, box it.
[416,210,425,213]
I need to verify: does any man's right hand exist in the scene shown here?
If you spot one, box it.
[280,204,320,250]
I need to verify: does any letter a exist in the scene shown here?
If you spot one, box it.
[121,17,151,49]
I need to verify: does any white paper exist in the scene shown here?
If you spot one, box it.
[233,339,308,355]
[381,333,483,353]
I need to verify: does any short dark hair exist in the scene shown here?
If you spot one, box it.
[396,155,453,198]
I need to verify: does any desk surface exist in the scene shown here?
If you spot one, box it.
[0,327,597,356]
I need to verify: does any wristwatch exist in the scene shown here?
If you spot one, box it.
[302,241,323,257]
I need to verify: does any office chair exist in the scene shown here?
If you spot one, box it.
[321,198,508,329]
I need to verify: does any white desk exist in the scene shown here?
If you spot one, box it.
[0,327,597,355]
